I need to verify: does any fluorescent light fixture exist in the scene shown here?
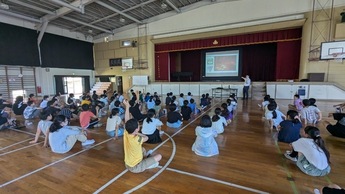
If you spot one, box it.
[0,3,9,10]
[121,40,132,47]
[161,3,167,9]
[119,18,125,23]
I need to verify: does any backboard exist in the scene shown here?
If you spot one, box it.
[320,41,345,60]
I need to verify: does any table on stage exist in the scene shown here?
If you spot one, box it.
[212,87,238,99]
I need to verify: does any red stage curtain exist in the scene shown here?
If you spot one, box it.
[169,52,178,81]
[155,53,169,81]
[276,40,301,79]
[155,28,302,53]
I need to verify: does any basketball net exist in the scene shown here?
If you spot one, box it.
[333,53,344,63]
[332,53,344,63]
[122,66,127,72]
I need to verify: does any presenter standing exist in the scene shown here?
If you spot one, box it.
[241,75,251,100]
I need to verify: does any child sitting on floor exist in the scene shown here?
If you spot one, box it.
[277,110,302,143]
[29,111,53,147]
[181,100,192,121]
[105,108,124,139]
[212,108,227,134]
[141,109,164,144]
[166,103,182,128]
[192,115,219,157]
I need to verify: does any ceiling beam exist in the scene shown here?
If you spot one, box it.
[38,21,49,45]
[0,10,41,23]
[96,1,142,24]
[41,0,96,22]
[165,0,181,13]
[47,0,84,14]
[72,0,156,31]
[61,16,113,34]
[7,0,56,15]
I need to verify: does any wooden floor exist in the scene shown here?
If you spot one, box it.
[1,99,345,194]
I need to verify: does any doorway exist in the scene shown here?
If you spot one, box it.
[63,77,83,95]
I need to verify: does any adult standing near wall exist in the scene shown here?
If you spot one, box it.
[241,75,251,100]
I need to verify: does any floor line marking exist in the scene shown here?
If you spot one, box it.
[93,169,128,194]
[0,138,32,151]
[163,167,269,194]
[10,128,36,136]
[274,141,299,194]
[153,103,219,152]
[93,103,218,193]
[0,142,42,156]
[124,132,176,194]
[0,138,113,188]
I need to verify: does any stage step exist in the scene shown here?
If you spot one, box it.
[251,82,266,100]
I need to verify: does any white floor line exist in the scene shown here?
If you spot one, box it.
[93,103,218,193]
[93,169,128,194]
[10,128,36,136]
[153,103,219,152]
[0,138,113,188]
[0,138,32,151]
[0,142,42,156]
[124,132,176,194]
[163,167,269,194]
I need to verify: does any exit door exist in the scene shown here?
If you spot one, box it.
[116,76,123,94]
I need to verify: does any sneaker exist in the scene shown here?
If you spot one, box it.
[147,162,159,169]
[159,131,164,135]
[284,153,297,162]
[146,149,153,157]
[314,189,321,194]
[82,139,95,146]
[285,150,292,154]
[94,123,102,128]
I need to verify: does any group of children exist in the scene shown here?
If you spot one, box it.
[260,94,331,177]
[0,90,337,180]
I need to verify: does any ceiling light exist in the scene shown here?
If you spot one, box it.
[119,18,125,23]
[0,3,9,10]
[161,3,167,9]
[88,29,93,33]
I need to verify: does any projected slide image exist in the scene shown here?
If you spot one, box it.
[214,55,237,71]
[204,50,240,78]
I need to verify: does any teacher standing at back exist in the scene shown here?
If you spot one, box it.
[241,75,251,100]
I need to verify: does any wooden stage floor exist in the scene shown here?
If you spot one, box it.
[0,99,344,193]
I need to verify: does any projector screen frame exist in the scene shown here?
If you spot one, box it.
[201,47,242,81]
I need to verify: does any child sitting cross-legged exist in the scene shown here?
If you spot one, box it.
[212,108,227,134]
[105,108,124,139]
[141,109,164,144]
[166,103,183,128]
[192,115,219,157]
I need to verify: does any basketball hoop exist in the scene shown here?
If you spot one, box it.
[332,53,344,63]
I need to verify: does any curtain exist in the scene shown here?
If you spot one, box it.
[155,28,302,53]
[83,76,90,93]
[180,50,201,81]
[155,53,169,81]
[242,43,277,81]
[54,76,64,95]
[276,40,301,79]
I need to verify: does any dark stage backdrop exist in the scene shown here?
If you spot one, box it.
[242,43,277,81]
[0,23,40,66]
[41,33,94,70]
[180,50,201,81]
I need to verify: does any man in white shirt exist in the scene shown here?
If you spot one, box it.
[241,75,251,100]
